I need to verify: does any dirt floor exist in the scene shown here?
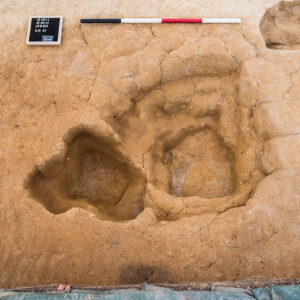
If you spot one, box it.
[0,0,299,288]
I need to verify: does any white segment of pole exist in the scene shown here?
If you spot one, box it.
[121,18,162,23]
[202,18,241,23]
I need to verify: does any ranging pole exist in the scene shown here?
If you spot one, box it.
[80,18,242,24]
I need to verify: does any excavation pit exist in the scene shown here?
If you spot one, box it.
[25,130,145,221]
[164,128,234,198]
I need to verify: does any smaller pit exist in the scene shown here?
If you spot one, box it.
[163,128,234,198]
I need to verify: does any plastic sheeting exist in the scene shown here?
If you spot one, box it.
[1,283,299,299]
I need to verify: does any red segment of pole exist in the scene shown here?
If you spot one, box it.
[162,18,203,23]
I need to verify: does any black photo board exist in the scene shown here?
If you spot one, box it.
[26,16,63,45]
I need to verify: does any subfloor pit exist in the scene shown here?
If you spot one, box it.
[25,130,145,221]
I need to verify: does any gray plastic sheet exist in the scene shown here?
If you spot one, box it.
[1,283,299,299]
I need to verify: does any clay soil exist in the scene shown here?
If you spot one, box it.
[0,0,299,288]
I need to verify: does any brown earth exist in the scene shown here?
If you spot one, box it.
[260,0,300,49]
[0,0,300,288]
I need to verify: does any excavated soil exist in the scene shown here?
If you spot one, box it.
[0,0,300,288]
[260,0,300,49]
